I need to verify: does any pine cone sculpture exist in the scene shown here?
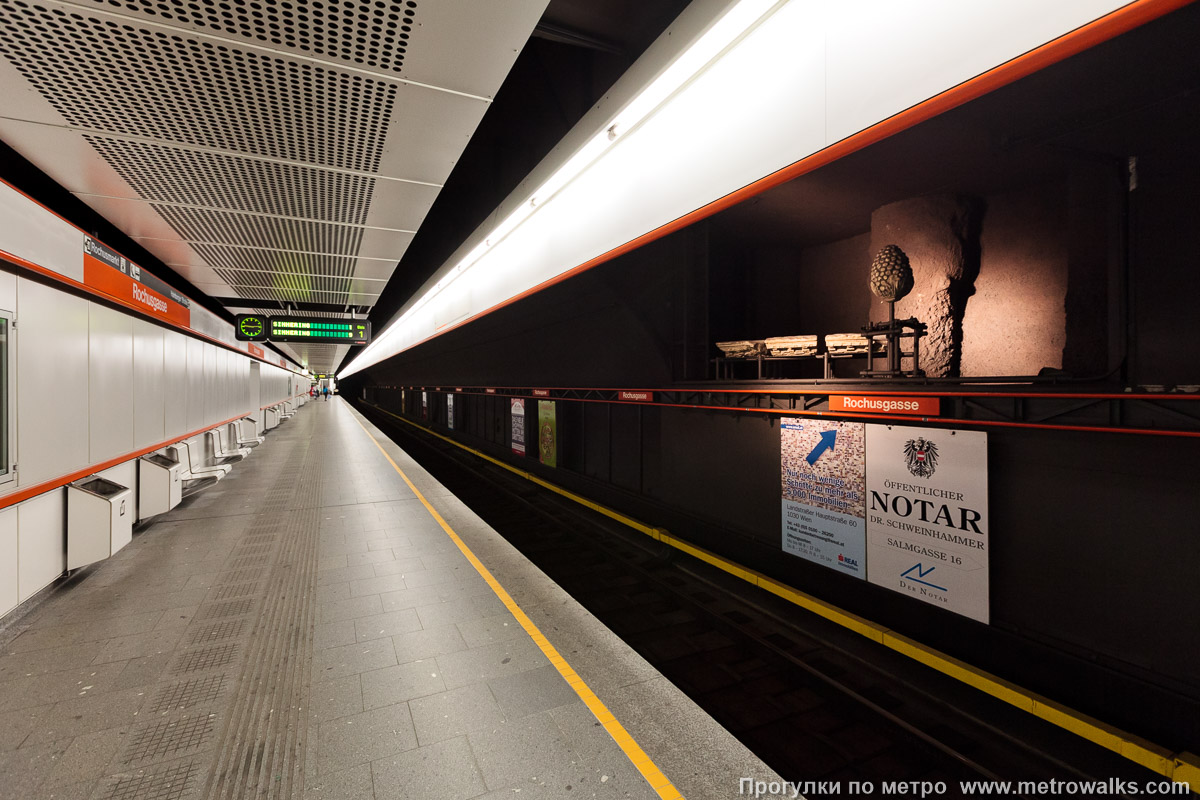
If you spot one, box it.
[870,245,914,302]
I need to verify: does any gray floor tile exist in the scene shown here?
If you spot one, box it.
[414,598,488,629]
[318,554,349,572]
[0,661,127,713]
[314,621,358,651]
[349,573,407,598]
[0,737,70,796]
[360,661,446,710]
[313,638,398,681]
[467,711,575,791]
[304,762,374,800]
[345,550,397,567]
[409,683,506,746]
[0,643,106,683]
[435,638,548,690]
[353,609,422,643]
[379,584,459,612]
[456,612,525,648]
[371,557,425,577]
[316,583,352,603]
[316,703,418,775]
[371,735,486,800]
[318,594,384,624]
[488,664,580,720]
[392,624,469,665]
[0,703,52,750]
[89,628,186,665]
[22,688,147,745]
[398,566,463,589]
[45,728,126,787]
[310,674,364,723]
[316,564,377,588]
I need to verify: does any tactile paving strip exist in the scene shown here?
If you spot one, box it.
[99,760,201,800]
[172,644,239,674]
[218,569,261,585]
[212,583,259,601]
[198,599,255,620]
[188,621,247,646]
[150,676,228,714]
[123,715,216,765]
[229,555,270,570]
[201,420,322,800]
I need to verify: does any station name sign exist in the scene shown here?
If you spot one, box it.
[618,391,653,402]
[830,395,939,416]
[235,314,371,345]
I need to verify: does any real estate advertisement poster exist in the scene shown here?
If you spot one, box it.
[538,400,556,467]
[865,424,989,623]
[780,419,867,578]
[511,398,526,455]
[447,394,454,430]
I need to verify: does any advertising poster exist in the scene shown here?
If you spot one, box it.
[865,425,989,623]
[447,394,455,430]
[780,419,867,577]
[421,391,428,419]
[511,398,526,455]
[538,400,556,467]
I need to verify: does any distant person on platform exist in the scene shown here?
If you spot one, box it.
[322,386,330,401]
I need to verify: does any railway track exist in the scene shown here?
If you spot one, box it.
[357,402,1158,796]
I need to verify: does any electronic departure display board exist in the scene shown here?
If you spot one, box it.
[235,314,268,341]
[234,314,370,345]
[269,317,371,344]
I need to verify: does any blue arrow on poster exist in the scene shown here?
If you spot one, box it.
[805,430,837,465]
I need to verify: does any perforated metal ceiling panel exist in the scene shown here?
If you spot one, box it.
[0,0,549,372]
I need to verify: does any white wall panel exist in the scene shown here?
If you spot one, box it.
[0,507,17,617]
[823,0,1127,145]
[203,343,217,426]
[132,319,166,448]
[163,329,188,438]
[0,182,84,282]
[17,489,65,602]
[0,271,16,313]
[15,278,89,488]
[89,303,135,462]
[185,336,204,432]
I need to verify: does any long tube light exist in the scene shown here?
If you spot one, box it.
[340,0,780,379]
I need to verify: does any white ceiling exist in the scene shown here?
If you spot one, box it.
[0,0,549,372]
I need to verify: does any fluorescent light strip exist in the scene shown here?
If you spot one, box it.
[341,0,778,378]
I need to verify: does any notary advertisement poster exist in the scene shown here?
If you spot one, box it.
[537,400,556,467]
[446,394,455,430]
[780,419,867,577]
[511,398,526,456]
[865,425,989,623]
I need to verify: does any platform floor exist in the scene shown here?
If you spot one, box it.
[0,399,779,800]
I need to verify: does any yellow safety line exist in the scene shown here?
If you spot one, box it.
[347,409,685,800]
[364,402,1200,788]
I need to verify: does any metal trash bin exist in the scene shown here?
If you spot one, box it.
[139,453,182,519]
[67,476,133,569]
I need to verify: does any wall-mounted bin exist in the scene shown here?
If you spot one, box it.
[67,476,133,570]
[139,453,182,520]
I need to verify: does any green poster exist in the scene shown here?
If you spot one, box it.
[538,400,556,467]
